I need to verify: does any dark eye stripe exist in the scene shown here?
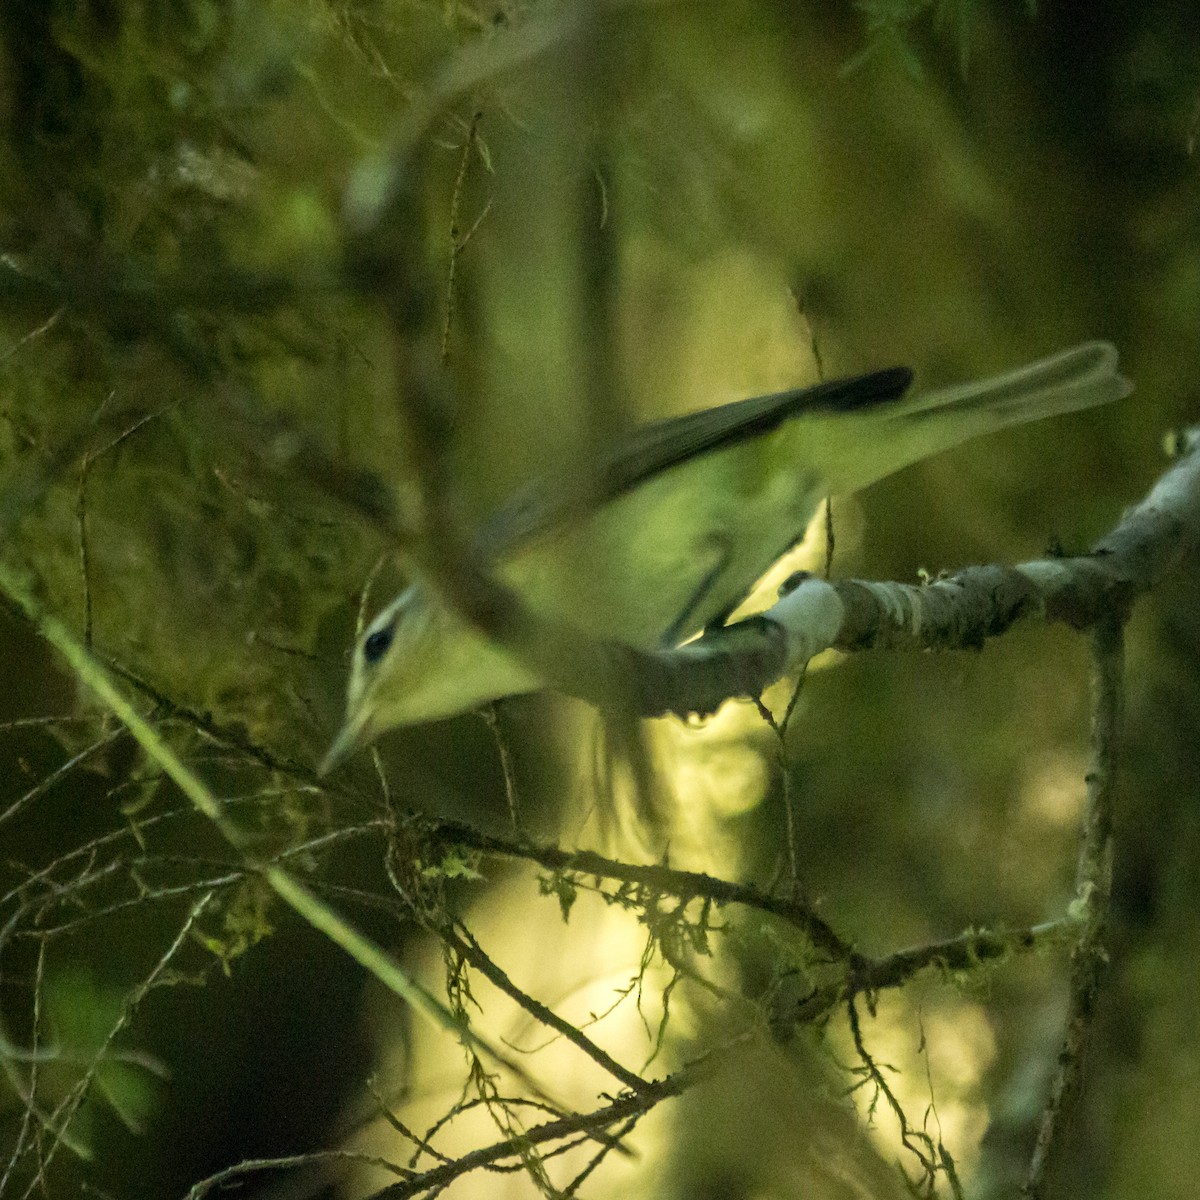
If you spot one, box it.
[363,625,394,663]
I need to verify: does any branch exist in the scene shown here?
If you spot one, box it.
[553,424,1200,718]
[817,428,1200,651]
[381,364,1199,724]
[427,819,856,963]
[439,921,655,1097]
[1022,615,1123,1197]
[366,1060,702,1200]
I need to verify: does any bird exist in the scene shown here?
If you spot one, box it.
[321,340,1129,772]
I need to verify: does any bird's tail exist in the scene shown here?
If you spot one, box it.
[820,341,1131,494]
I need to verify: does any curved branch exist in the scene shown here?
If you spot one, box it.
[565,426,1200,718]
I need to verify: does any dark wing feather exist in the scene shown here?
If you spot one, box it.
[475,366,913,559]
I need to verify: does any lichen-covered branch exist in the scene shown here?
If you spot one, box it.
[427,817,856,963]
[662,427,1198,715]
[373,414,1199,723]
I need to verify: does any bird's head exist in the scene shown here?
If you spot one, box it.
[320,584,538,773]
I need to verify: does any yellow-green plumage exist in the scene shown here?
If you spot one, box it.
[322,341,1129,771]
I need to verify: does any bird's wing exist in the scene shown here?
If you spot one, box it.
[474,365,913,559]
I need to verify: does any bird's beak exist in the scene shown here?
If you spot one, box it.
[319,709,375,777]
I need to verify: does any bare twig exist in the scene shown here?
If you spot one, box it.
[480,703,520,829]
[441,110,489,366]
[0,939,49,1194]
[1023,615,1123,1197]
[20,891,213,1196]
[845,995,942,1192]
[0,727,125,831]
[185,1148,413,1200]
[442,920,653,1096]
[366,1060,702,1200]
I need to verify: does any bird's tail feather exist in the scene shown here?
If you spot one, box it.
[819,340,1130,495]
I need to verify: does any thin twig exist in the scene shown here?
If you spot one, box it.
[0,305,64,365]
[427,817,856,962]
[560,1113,641,1197]
[1023,615,1123,1197]
[0,938,49,1194]
[441,110,489,366]
[185,1148,413,1200]
[442,920,653,1096]
[21,891,213,1197]
[846,995,942,1192]
[0,727,125,831]
[480,703,519,828]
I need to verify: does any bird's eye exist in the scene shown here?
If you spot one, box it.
[363,624,395,664]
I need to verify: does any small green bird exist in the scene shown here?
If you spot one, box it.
[322,341,1128,771]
